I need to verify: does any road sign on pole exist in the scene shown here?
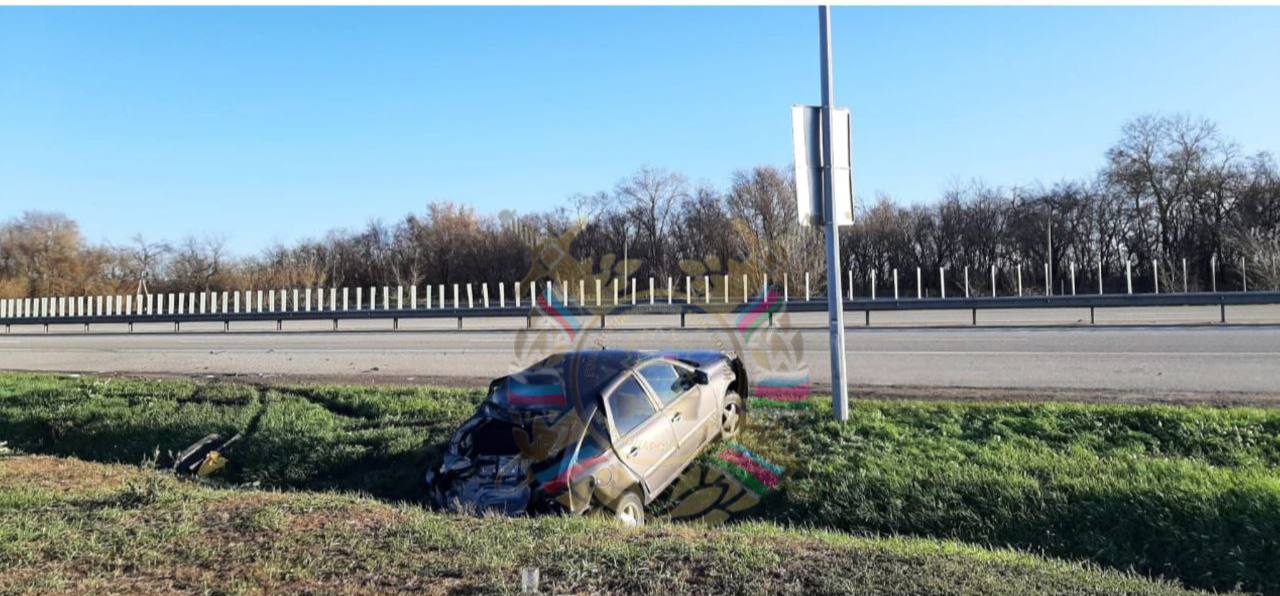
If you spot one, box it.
[793,5,851,422]
[792,105,854,227]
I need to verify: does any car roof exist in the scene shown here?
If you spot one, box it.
[494,349,728,417]
[534,349,725,393]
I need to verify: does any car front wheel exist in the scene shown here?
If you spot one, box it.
[721,391,744,439]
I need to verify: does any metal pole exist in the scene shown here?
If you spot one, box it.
[819,6,849,422]
[1046,204,1053,296]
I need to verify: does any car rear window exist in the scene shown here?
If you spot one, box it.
[607,375,655,436]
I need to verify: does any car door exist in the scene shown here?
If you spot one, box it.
[636,360,709,461]
[603,372,679,498]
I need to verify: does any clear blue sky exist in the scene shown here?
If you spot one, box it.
[2,6,1278,255]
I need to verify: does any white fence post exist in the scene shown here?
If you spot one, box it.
[562,280,569,304]
[940,268,946,299]
[847,270,854,300]
[482,283,490,309]
[1153,259,1160,294]
[467,284,475,308]
[806,272,812,301]
[499,283,505,308]
[741,274,748,303]
[579,280,586,306]
[269,290,276,312]
[649,277,655,305]
[1017,265,1023,297]
[1070,263,1077,295]
[1098,260,1104,295]
[1182,258,1188,293]
[595,279,602,307]
[893,268,899,300]
[513,282,519,308]
[916,267,922,299]
[1044,263,1051,296]
[964,266,970,298]
[344,287,351,311]
[991,265,997,298]
[1126,260,1133,294]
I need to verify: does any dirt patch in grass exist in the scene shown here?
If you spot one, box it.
[0,454,140,493]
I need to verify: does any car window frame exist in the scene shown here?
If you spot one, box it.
[632,358,698,409]
[600,370,662,441]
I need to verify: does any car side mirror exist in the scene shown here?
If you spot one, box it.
[692,370,710,385]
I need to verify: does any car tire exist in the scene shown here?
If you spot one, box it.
[611,491,645,527]
[721,391,745,439]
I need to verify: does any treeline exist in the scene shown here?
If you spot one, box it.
[2,114,1278,300]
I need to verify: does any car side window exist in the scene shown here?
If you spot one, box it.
[638,362,694,406]
[607,374,656,436]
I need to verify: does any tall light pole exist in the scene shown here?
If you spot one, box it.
[1046,202,1053,296]
[819,6,849,422]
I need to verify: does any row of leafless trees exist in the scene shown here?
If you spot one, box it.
[2,114,1278,300]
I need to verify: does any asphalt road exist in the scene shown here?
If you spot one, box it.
[3,310,1279,396]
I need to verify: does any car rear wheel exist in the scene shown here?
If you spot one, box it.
[721,391,744,439]
[612,491,645,527]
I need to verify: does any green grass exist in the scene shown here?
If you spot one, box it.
[0,374,481,501]
[733,401,1280,595]
[1,372,1278,594]
[0,455,1217,595]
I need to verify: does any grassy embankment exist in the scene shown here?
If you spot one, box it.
[1,373,1277,594]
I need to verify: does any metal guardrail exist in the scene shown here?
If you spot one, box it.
[2,291,1278,333]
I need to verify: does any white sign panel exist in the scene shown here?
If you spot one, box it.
[792,105,854,226]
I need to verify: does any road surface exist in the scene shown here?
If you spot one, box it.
[2,313,1278,397]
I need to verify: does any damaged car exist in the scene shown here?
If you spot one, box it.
[426,349,748,526]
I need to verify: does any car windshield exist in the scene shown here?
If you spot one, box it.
[638,361,692,406]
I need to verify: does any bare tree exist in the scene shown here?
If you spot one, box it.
[614,166,689,278]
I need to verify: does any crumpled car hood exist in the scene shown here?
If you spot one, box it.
[431,452,533,515]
